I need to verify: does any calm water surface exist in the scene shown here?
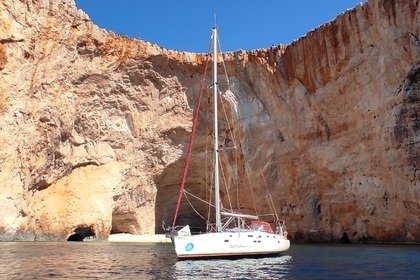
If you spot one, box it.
[0,242,418,279]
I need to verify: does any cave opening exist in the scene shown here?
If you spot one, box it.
[339,232,351,244]
[67,226,95,241]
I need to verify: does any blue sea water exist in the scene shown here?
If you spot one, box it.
[0,242,418,279]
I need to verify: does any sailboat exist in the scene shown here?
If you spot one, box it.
[168,26,290,259]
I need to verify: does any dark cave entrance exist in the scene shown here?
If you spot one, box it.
[67,226,95,241]
[339,232,351,244]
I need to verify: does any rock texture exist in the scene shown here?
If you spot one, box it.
[0,0,418,242]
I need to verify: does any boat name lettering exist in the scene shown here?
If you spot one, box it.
[229,244,251,248]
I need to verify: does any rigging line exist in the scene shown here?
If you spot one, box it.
[217,39,237,150]
[184,189,215,208]
[218,87,241,211]
[217,36,231,88]
[213,31,240,219]
[215,31,237,151]
[183,191,207,221]
[268,194,279,222]
[207,157,214,224]
[235,152,240,213]
[217,42,241,212]
[205,87,212,224]
[261,172,279,220]
[218,152,234,212]
[172,41,212,227]
[265,193,279,222]
[245,165,260,218]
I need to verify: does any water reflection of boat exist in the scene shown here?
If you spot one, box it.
[173,255,292,278]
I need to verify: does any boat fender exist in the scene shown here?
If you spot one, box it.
[283,231,288,238]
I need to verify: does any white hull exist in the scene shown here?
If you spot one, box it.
[173,230,290,259]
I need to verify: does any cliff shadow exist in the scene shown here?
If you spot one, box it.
[154,155,212,234]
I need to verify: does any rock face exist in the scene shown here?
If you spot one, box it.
[0,0,418,242]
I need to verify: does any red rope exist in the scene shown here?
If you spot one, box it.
[172,54,210,227]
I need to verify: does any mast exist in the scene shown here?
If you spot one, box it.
[212,27,222,232]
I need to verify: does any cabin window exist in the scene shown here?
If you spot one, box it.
[224,239,229,242]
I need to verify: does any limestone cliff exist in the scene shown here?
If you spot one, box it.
[0,0,418,242]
